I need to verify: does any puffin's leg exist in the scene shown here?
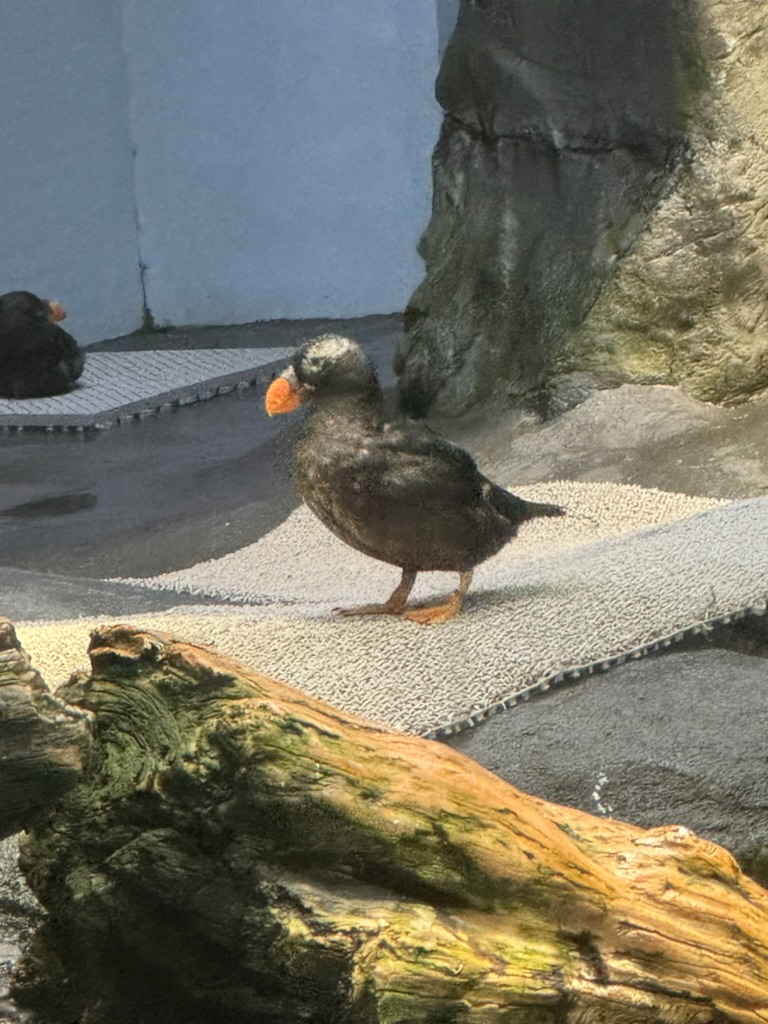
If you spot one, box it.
[403,570,473,626]
[334,568,417,617]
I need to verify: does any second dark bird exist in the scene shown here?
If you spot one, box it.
[0,291,84,399]
[265,335,564,624]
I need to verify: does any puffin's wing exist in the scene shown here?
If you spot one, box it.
[360,422,487,507]
[303,418,552,571]
[367,425,554,528]
[313,422,498,567]
[46,323,80,356]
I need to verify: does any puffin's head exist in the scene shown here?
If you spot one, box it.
[265,334,380,416]
[0,291,67,324]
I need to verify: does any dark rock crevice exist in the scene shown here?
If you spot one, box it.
[398,118,683,417]
[442,108,689,158]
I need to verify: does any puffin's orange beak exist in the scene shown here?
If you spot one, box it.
[48,301,67,322]
[265,374,302,416]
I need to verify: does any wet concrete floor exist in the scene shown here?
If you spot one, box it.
[0,315,401,580]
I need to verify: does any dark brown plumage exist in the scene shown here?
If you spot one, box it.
[0,291,84,398]
[265,335,564,623]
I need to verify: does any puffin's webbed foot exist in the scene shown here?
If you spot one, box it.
[334,570,474,625]
[334,569,417,618]
[336,602,403,618]
[403,594,462,625]
[402,570,474,626]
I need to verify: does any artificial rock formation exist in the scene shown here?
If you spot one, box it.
[1,622,767,1023]
[397,0,768,417]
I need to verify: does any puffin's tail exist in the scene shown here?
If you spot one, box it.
[521,499,566,522]
[489,485,566,525]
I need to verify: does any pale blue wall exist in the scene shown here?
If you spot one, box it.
[0,2,441,339]
[0,0,144,342]
[122,1,441,326]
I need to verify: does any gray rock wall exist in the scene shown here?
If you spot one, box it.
[563,1,768,403]
[397,0,767,416]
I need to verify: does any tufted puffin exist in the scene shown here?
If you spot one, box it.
[265,335,564,624]
[0,291,84,398]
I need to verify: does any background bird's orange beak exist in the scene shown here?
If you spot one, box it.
[265,374,302,416]
[48,301,67,322]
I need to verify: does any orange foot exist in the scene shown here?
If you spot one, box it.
[335,601,403,617]
[403,591,463,625]
[334,569,417,619]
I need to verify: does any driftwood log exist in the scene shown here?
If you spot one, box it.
[0,620,767,1023]
[0,619,89,841]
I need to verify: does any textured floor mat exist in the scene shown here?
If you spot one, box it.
[0,348,291,430]
[20,483,767,741]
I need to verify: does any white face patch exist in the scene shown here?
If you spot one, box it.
[304,335,357,367]
[297,335,377,397]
